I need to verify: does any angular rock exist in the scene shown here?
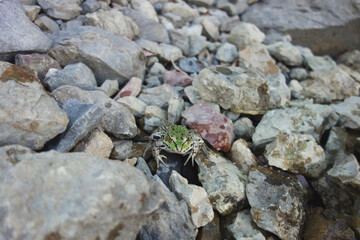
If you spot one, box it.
[0,0,52,61]
[215,42,238,63]
[246,167,306,240]
[0,145,164,240]
[339,64,360,83]
[51,85,138,138]
[111,140,146,161]
[197,212,222,240]
[138,84,179,108]
[189,35,207,56]
[267,41,302,66]
[163,70,192,87]
[228,139,257,174]
[184,85,204,105]
[81,0,102,14]
[114,76,142,100]
[84,9,139,39]
[304,55,336,71]
[116,96,147,118]
[266,73,291,108]
[227,22,265,49]
[159,43,183,62]
[167,97,185,124]
[332,96,360,129]
[216,0,248,16]
[324,127,348,166]
[233,117,255,140]
[253,103,338,147]
[131,0,159,22]
[168,29,190,56]
[37,0,82,20]
[44,62,97,91]
[34,14,60,34]
[144,105,167,132]
[188,0,214,7]
[169,171,214,227]
[265,132,326,178]
[23,5,41,22]
[49,26,146,85]
[149,62,166,76]
[73,129,113,158]
[162,1,199,28]
[99,79,119,97]
[182,103,234,152]
[0,64,68,150]
[19,0,37,5]
[289,79,304,99]
[201,18,220,41]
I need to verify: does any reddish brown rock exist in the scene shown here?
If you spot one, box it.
[181,103,234,152]
[163,70,192,87]
[114,76,142,100]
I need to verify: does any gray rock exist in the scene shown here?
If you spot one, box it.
[149,62,166,76]
[266,73,291,108]
[159,43,183,62]
[72,129,113,158]
[81,0,101,14]
[162,1,199,27]
[338,50,360,73]
[110,140,142,160]
[51,85,138,138]
[289,67,309,81]
[34,14,60,34]
[84,9,139,40]
[37,0,82,20]
[227,22,265,49]
[117,96,147,117]
[0,64,68,150]
[215,42,238,63]
[201,18,220,41]
[99,79,119,97]
[332,96,360,129]
[169,171,214,227]
[228,139,257,174]
[19,0,37,4]
[188,0,214,7]
[265,131,326,178]
[216,0,248,16]
[289,79,304,99]
[184,85,204,105]
[167,97,185,124]
[219,15,241,33]
[252,104,338,147]
[339,64,360,83]
[144,105,167,132]
[246,167,306,240]
[267,41,302,66]
[168,29,190,56]
[49,26,146,85]
[138,84,179,108]
[122,8,170,43]
[47,99,105,152]
[324,127,348,166]
[0,0,52,61]
[136,157,153,178]
[304,55,336,71]
[44,62,97,91]
[23,5,41,22]
[131,0,159,22]
[189,35,207,56]
[233,117,255,140]
[196,149,247,215]
[263,31,292,45]
[242,0,360,57]
[0,145,164,240]
[136,38,163,57]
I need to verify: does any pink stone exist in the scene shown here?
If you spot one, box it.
[163,70,192,87]
[114,77,142,100]
[181,103,234,152]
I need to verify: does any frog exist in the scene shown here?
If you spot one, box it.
[143,124,204,169]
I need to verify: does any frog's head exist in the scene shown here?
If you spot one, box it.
[163,125,193,153]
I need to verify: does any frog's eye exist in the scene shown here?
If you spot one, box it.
[153,135,161,140]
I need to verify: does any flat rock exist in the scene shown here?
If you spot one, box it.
[265,131,326,178]
[227,22,265,49]
[182,103,234,152]
[49,26,146,85]
[0,0,52,61]
[246,167,306,240]
[0,64,68,150]
[116,96,147,118]
[0,145,164,240]
[37,0,82,20]
[332,96,360,129]
[228,139,257,174]
[138,84,179,108]
[252,103,338,147]
[73,129,113,158]
[34,14,60,34]
[51,85,138,138]
[267,41,302,66]
[304,55,337,71]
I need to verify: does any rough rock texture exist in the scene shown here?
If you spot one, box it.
[0,145,164,240]
[0,64,68,150]
[227,22,265,49]
[130,0,159,22]
[49,26,146,85]
[144,105,167,132]
[0,0,52,61]
[228,139,257,174]
[332,96,360,129]
[338,50,360,73]
[163,70,192,87]
[265,132,326,178]
[116,96,147,118]
[242,0,360,57]
[246,167,306,240]
[267,41,302,66]
[37,0,82,20]
[138,84,179,108]
[73,129,113,158]
[115,77,142,99]
[181,103,234,152]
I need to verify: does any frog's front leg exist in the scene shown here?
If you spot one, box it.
[153,141,168,169]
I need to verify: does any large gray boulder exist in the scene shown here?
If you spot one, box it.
[0,0,52,61]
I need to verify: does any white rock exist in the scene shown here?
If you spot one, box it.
[228,139,257,174]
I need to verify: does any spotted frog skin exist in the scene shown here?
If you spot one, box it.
[144,125,204,168]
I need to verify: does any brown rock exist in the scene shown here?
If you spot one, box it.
[163,70,192,87]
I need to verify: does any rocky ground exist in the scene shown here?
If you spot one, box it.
[1,0,360,239]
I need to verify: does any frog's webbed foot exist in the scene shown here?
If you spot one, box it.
[184,152,195,166]
[156,154,168,169]
[153,142,168,169]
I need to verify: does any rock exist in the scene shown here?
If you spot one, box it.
[184,85,204,105]
[122,8,170,43]
[60,15,85,30]
[99,79,119,97]
[138,84,179,108]
[227,22,265,49]
[338,50,360,72]
[169,171,214,227]
[215,42,238,63]
[266,73,291,108]
[139,175,197,240]
[289,67,309,81]
[192,66,273,114]
[23,5,41,22]
[201,18,220,41]
[163,70,192,87]
[226,210,266,240]
[246,167,306,240]
[144,105,167,132]
[19,0,37,4]
[149,62,166,76]
[228,139,257,174]
[37,0,82,20]
[168,29,190,56]
[114,77,142,100]
[267,41,302,66]
[0,0,52,61]
[265,132,326,178]
[167,97,185,124]
[197,212,222,240]
[188,35,207,57]
[233,117,255,140]
[81,0,101,14]
[252,103,338,147]
[219,15,241,33]
[196,149,247,215]
[159,43,183,62]
[289,79,304,99]
[49,26,146,85]
[238,43,280,75]
[162,1,199,28]
[332,96,360,129]
[188,0,214,7]
[84,9,139,40]
[224,110,240,122]
[242,0,360,57]
[324,127,348,166]
[44,62,97,91]
[299,68,360,103]
[34,14,60,34]
[304,55,336,71]
[111,140,146,160]
[0,64,68,150]
[339,64,360,83]
[51,85,138,138]
[136,38,162,56]
[14,53,61,81]
[73,129,113,158]
[216,0,248,16]
[182,103,234,152]
[116,96,147,118]
[179,57,203,73]
[0,145,164,240]
[131,0,159,22]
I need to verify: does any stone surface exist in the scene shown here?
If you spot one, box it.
[215,42,238,63]
[163,70,192,87]
[116,96,147,118]
[179,57,203,73]
[111,140,146,161]
[168,29,190,56]
[266,73,291,108]
[289,67,309,81]
[189,35,207,56]
[51,85,138,138]
[138,84,179,108]
[332,96,360,129]
[0,145,164,240]
[167,97,185,124]
[131,0,159,22]
[182,103,234,152]
[23,5,41,22]
[188,0,214,7]
[227,22,265,49]
[267,41,302,66]
[73,129,113,158]
[304,55,337,71]
[114,76,142,100]
[265,132,326,178]
[37,0,82,20]
[81,0,102,14]
[201,18,220,42]
[162,1,199,28]
[339,64,360,83]
[216,0,248,16]
[338,50,360,72]
[233,117,255,140]
[197,212,222,240]
[159,43,183,62]
[246,167,306,240]
[144,105,167,132]
[228,139,257,174]
[99,79,119,97]
[44,62,97,91]
[34,14,60,34]
[0,0,52,61]
[49,26,146,85]
[169,171,214,227]
[0,64,68,150]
